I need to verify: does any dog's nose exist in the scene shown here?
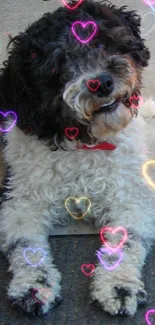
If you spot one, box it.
[86,73,114,97]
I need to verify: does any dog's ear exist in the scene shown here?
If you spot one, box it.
[0,29,66,130]
[6,33,65,85]
[115,6,141,38]
[114,6,150,67]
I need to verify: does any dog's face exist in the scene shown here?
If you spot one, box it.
[3,0,150,146]
[49,0,150,142]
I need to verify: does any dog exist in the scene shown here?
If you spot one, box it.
[0,0,155,317]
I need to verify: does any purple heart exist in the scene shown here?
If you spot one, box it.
[0,111,17,133]
[97,247,123,271]
[23,248,45,267]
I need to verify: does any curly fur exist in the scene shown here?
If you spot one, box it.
[0,0,154,317]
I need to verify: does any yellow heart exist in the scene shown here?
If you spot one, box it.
[142,160,155,189]
[65,196,91,220]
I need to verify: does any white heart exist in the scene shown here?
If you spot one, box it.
[141,12,155,36]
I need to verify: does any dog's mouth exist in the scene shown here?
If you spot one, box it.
[92,94,134,116]
[94,98,119,114]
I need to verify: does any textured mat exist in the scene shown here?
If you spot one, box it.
[0,235,155,325]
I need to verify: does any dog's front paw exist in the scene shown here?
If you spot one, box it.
[8,269,62,315]
[90,265,147,316]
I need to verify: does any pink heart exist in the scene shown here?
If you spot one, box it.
[5,31,11,37]
[32,288,51,304]
[129,96,143,109]
[32,282,54,304]
[146,309,155,325]
[65,127,79,139]
[87,79,100,92]
[71,21,97,44]
[31,53,36,58]
[100,227,128,251]
[81,264,95,276]
[97,248,123,271]
[0,111,17,133]
[61,0,83,10]
[24,126,33,134]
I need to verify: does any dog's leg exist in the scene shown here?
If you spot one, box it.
[0,198,62,315]
[0,128,62,315]
[90,233,149,316]
[90,163,155,316]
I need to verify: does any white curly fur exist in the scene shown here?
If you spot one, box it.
[0,99,155,315]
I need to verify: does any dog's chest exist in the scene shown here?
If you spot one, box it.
[43,149,118,222]
[4,121,147,219]
[49,149,116,196]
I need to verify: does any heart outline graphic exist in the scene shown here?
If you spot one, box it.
[31,53,36,58]
[24,126,33,134]
[142,160,155,190]
[129,96,143,109]
[87,79,100,92]
[148,0,155,12]
[143,0,155,5]
[65,127,79,139]
[141,12,155,36]
[65,196,91,220]
[23,248,45,267]
[146,309,155,325]
[71,21,97,44]
[61,0,83,10]
[0,111,17,133]
[97,247,123,271]
[32,288,53,304]
[5,31,11,37]
[100,227,128,250]
[81,264,95,276]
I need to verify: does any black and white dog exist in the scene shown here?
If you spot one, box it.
[0,0,155,317]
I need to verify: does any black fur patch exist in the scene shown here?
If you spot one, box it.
[7,238,31,258]
[11,288,63,315]
[0,164,12,205]
[0,0,150,148]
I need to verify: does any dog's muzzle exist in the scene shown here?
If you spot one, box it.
[86,73,114,97]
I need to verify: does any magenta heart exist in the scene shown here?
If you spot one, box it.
[144,0,155,5]
[146,309,155,325]
[71,21,97,44]
[0,111,17,133]
[148,0,155,13]
[97,247,123,271]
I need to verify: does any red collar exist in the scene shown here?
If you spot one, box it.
[77,142,116,151]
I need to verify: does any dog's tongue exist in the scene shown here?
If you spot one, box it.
[77,142,116,150]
